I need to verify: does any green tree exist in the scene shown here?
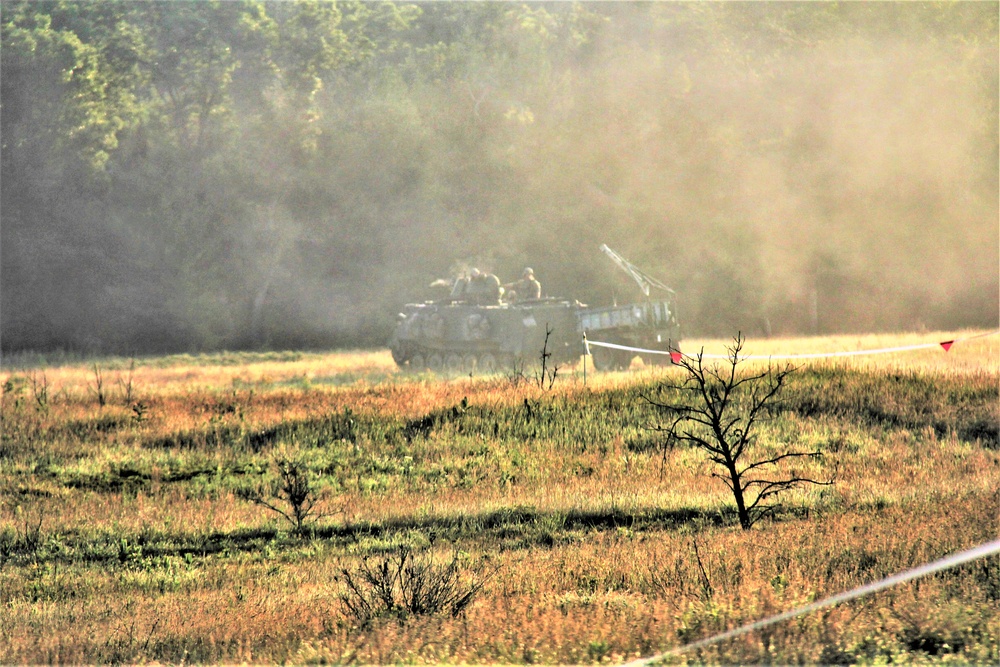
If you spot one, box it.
[1,2,144,181]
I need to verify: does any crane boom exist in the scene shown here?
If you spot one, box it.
[599,244,674,297]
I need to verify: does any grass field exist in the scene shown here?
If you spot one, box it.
[1,330,998,664]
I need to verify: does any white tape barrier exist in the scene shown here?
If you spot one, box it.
[585,330,1000,362]
[621,538,1000,666]
[584,339,684,362]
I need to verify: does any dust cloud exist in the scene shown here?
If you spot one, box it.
[541,7,998,337]
[263,2,998,345]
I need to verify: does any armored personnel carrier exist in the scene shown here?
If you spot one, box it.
[389,245,681,373]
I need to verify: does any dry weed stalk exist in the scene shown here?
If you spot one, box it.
[238,457,332,535]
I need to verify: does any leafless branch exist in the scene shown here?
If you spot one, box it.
[648,333,833,529]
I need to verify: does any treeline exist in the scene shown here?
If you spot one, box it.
[2,1,997,354]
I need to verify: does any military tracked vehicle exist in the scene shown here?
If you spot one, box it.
[389,245,681,373]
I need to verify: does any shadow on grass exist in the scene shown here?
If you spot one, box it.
[12,505,743,568]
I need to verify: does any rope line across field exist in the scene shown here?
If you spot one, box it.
[622,538,1000,665]
[584,329,1000,361]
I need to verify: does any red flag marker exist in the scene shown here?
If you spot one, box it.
[670,351,683,364]
[940,340,954,352]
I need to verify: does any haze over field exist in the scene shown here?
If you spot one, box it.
[2,1,997,354]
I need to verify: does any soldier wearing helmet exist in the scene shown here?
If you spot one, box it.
[504,267,542,302]
[466,267,502,305]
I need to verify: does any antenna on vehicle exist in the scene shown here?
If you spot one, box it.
[599,244,675,297]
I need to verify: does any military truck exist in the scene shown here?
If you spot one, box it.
[389,245,680,373]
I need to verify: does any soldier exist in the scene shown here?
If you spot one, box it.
[467,268,502,305]
[504,267,542,302]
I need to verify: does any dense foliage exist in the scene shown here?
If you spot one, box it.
[2,2,997,354]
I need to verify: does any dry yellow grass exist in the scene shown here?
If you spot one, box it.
[679,329,999,374]
[1,330,997,664]
[2,328,995,396]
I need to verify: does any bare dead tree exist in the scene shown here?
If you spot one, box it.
[648,333,832,530]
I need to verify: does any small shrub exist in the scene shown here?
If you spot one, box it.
[817,645,857,665]
[91,364,107,408]
[0,504,45,565]
[507,325,560,390]
[336,547,494,625]
[28,371,49,412]
[238,456,330,535]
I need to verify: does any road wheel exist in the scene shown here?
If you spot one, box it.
[409,353,425,372]
[390,344,408,366]
[445,353,463,373]
[462,354,478,374]
[590,347,620,371]
[478,352,499,374]
[427,353,444,373]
